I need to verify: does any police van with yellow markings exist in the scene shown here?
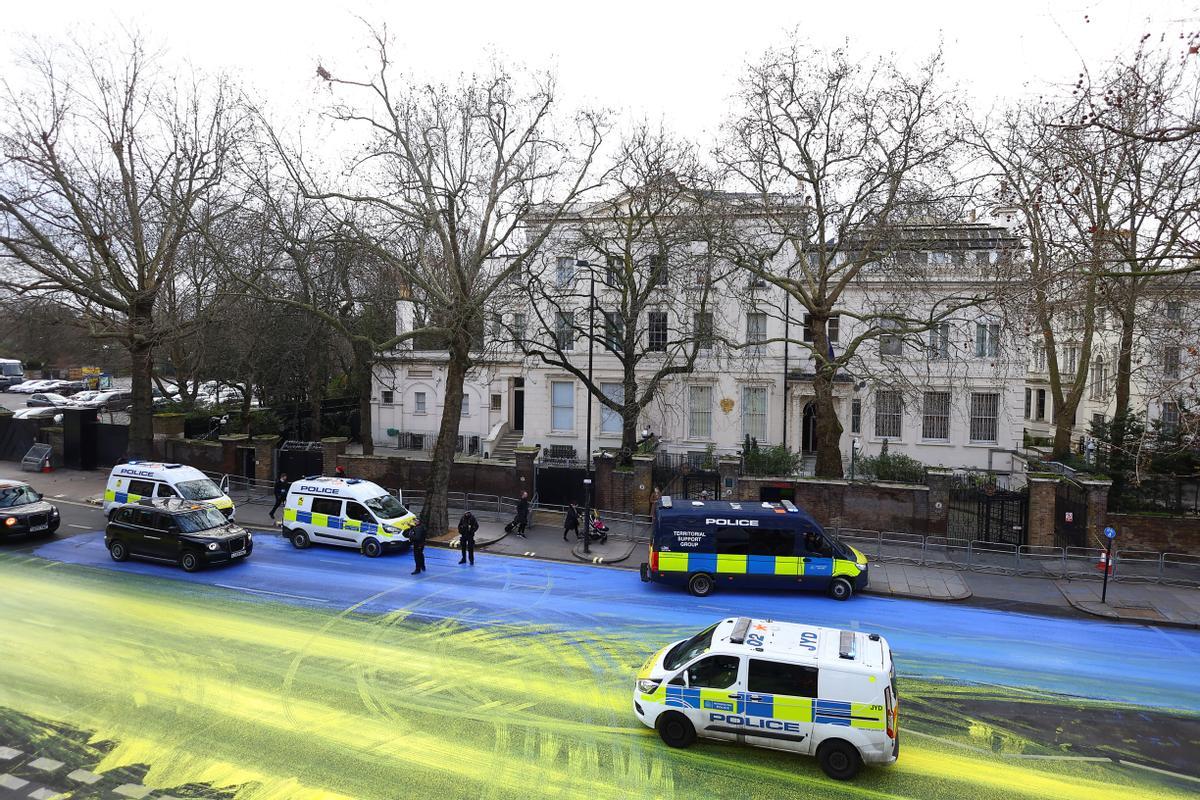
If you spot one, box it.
[283,476,420,557]
[103,461,236,521]
[634,616,899,780]
[640,497,868,599]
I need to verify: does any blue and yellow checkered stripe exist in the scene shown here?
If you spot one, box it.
[282,507,378,534]
[104,489,143,505]
[657,686,882,729]
[654,551,857,578]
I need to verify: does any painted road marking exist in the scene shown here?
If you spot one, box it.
[67,768,101,784]
[114,784,153,798]
[0,774,28,791]
[27,757,63,772]
[214,584,329,603]
[30,788,59,800]
[0,747,20,761]
[68,524,91,529]
[53,494,64,498]
[53,499,98,510]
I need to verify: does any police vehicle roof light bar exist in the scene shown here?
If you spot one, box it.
[728,617,752,645]
[839,630,857,660]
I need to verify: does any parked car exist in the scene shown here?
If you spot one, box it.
[0,480,61,539]
[70,390,133,411]
[105,498,252,572]
[12,407,63,421]
[54,380,88,396]
[26,392,72,408]
[65,390,100,406]
[9,380,50,394]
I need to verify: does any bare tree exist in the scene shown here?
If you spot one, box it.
[0,35,244,456]
[717,42,979,477]
[278,29,604,535]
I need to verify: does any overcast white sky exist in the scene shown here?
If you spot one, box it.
[4,0,1198,139]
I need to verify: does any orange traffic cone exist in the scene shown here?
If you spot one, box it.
[1096,550,1113,574]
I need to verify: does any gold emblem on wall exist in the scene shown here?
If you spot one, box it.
[719,398,735,414]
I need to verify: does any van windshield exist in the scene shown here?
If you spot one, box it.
[176,479,223,501]
[663,623,719,671]
[365,494,408,519]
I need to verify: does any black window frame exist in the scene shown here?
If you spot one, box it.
[345,501,373,523]
[310,497,343,517]
[648,311,668,352]
[127,479,155,497]
[714,527,750,554]
[748,528,795,557]
[687,654,741,690]
[748,658,819,698]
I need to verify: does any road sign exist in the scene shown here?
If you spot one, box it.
[1103,526,1117,539]
[1064,511,1073,523]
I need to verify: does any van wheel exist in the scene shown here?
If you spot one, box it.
[817,739,862,780]
[657,712,696,748]
[180,551,201,573]
[291,530,310,549]
[108,540,128,562]
[829,577,853,601]
[688,573,715,597]
[362,538,382,558]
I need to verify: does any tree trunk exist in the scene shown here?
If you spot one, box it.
[812,366,844,478]
[422,339,469,538]
[1052,390,1081,459]
[241,381,253,434]
[621,370,640,460]
[1113,305,1135,425]
[126,301,155,459]
[354,343,375,456]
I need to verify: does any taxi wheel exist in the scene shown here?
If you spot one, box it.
[108,540,128,562]
[657,712,696,748]
[180,551,201,573]
[687,573,715,597]
[817,739,862,780]
[829,577,853,601]
[362,538,382,558]
[290,530,310,549]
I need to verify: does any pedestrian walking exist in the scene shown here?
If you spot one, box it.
[515,491,530,537]
[457,511,479,565]
[409,522,427,575]
[650,486,662,519]
[269,472,291,524]
[563,503,580,541]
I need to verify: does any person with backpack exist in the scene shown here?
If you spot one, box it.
[458,511,479,565]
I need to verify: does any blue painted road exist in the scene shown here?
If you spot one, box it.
[37,531,1200,713]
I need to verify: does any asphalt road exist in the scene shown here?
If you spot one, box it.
[0,499,1197,799]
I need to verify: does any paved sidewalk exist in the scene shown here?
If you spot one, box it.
[865,563,972,600]
[1056,579,1200,627]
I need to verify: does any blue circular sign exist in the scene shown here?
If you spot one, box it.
[1103,526,1117,539]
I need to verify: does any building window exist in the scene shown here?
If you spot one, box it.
[649,251,669,287]
[879,320,902,356]
[1164,346,1181,379]
[975,322,999,358]
[648,311,668,351]
[600,383,623,435]
[742,386,768,442]
[1065,344,1079,375]
[1024,388,1031,420]
[746,312,767,348]
[461,394,470,416]
[1161,401,1180,435]
[415,392,427,414]
[802,314,840,343]
[605,254,622,286]
[490,393,502,411]
[874,390,902,439]
[1167,302,1183,322]
[850,398,861,434]
[555,311,575,351]
[688,385,712,439]
[1092,412,1106,431]
[381,390,394,405]
[969,392,1000,443]
[1089,358,1106,400]
[551,381,574,431]
[603,311,624,352]
[1033,344,1046,372]
[556,256,575,287]
[693,312,714,351]
[1096,307,1107,329]
[922,391,951,441]
[1036,389,1046,421]
[512,313,527,342]
[928,322,950,360]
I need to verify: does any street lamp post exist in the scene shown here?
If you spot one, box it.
[577,260,596,554]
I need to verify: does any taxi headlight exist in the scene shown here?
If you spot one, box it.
[207,542,219,551]
[4,517,16,527]
[637,679,661,695]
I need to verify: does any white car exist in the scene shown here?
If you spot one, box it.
[26,392,71,408]
[11,380,51,393]
[13,407,63,421]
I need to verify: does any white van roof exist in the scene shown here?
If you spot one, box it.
[112,461,208,482]
[289,475,390,501]
[712,617,888,673]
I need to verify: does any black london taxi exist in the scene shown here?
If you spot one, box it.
[105,498,252,572]
[0,480,61,539]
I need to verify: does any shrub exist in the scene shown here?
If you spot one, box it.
[742,444,802,477]
[856,452,927,484]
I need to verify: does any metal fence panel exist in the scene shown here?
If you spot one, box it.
[968,540,1018,574]
[1161,553,1200,588]
[923,536,971,570]
[835,529,881,560]
[1113,550,1163,584]
[1017,545,1066,578]
[879,531,925,564]
[1064,546,1107,580]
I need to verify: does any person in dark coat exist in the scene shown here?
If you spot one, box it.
[409,523,427,574]
[563,503,580,541]
[269,472,290,523]
[458,511,479,565]
[514,491,530,537]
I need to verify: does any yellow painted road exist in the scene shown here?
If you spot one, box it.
[0,553,1196,799]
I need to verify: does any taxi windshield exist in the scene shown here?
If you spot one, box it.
[0,485,39,508]
[175,507,229,533]
[365,494,408,519]
[663,623,719,671]
[176,479,223,501]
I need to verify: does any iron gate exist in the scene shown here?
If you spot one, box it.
[1054,477,1089,549]
[653,452,720,501]
[948,476,1028,545]
[535,463,588,506]
[276,440,324,480]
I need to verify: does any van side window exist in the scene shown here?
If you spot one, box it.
[132,508,155,528]
[114,507,134,524]
[127,480,155,497]
[749,529,794,556]
[345,502,372,522]
[714,528,749,555]
[157,483,178,498]
[748,659,818,698]
[310,498,342,517]
[687,655,740,689]
[802,531,833,557]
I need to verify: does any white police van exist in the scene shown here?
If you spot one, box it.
[633,616,898,780]
[103,461,236,520]
[282,476,420,557]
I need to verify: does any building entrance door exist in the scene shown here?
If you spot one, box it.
[513,378,525,431]
[801,401,817,454]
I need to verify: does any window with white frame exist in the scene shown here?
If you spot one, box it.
[969,392,1000,442]
[415,392,427,414]
[1167,301,1183,322]
[1024,388,1031,419]
[1036,389,1046,421]
[1033,344,1046,372]
[555,311,575,351]
[490,393,502,411]
[974,322,999,357]
[1064,344,1078,375]
[693,312,714,351]
[649,251,669,287]
[874,390,902,439]
[922,391,951,440]
[602,311,624,352]
[1164,346,1181,379]
[688,385,713,439]
[551,381,574,431]
[850,398,861,434]
[600,382,623,434]
[742,386,768,442]
[1162,401,1180,435]
[648,311,668,351]
[382,390,394,405]
[1089,357,1107,400]
[512,313,527,342]
[928,322,950,360]
[879,319,902,356]
[746,312,767,348]
[556,256,575,287]
[461,394,470,416]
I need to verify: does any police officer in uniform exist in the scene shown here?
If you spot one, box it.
[410,522,427,574]
[457,510,479,565]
